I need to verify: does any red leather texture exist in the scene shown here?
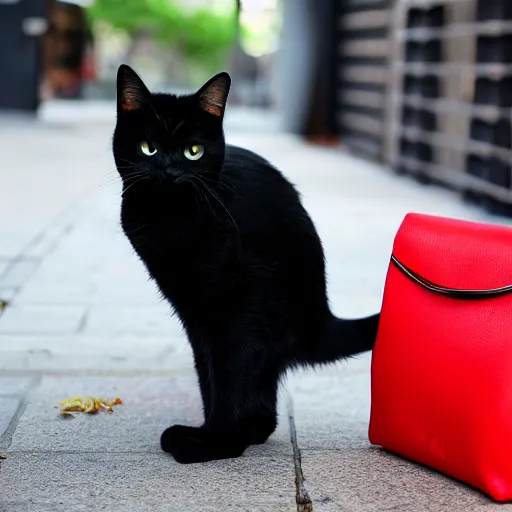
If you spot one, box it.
[369,213,512,502]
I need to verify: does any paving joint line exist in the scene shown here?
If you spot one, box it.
[287,391,313,512]
[0,369,197,378]
[0,376,41,452]
[0,190,100,310]
[76,309,90,333]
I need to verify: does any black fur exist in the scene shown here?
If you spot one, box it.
[113,65,380,464]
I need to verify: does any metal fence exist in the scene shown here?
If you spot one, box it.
[336,0,394,160]
[337,0,512,216]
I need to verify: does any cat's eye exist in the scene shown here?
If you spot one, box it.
[140,141,157,156]
[184,145,204,161]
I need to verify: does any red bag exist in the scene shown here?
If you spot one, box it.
[369,213,512,501]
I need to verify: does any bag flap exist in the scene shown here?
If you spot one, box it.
[393,213,512,294]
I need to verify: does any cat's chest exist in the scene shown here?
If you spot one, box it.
[120,192,241,301]
[125,218,210,261]
[123,214,238,282]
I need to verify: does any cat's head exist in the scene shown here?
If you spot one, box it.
[113,65,231,186]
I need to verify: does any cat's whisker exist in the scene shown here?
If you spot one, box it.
[114,169,149,182]
[193,179,227,225]
[189,176,219,223]
[100,172,145,190]
[99,172,126,188]
[193,176,240,233]
[171,118,185,137]
[99,179,123,190]
[201,173,241,198]
[122,176,147,196]
[124,172,148,181]
[212,180,239,198]
[123,222,149,237]
[147,99,167,130]
[113,152,138,166]
[117,160,137,167]
[181,177,202,211]
[199,178,239,231]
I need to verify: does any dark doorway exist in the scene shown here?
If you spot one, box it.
[0,0,47,112]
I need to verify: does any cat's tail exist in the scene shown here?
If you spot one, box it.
[302,313,380,365]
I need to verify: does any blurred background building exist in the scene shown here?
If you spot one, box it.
[1,0,511,216]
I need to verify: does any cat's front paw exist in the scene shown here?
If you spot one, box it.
[160,424,246,463]
[161,425,208,463]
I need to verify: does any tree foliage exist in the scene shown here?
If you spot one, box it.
[87,0,236,69]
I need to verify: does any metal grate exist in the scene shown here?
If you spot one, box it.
[386,0,512,216]
[336,0,394,160]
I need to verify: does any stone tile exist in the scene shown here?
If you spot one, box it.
[0,377,34,396]
[0,306,85,335]
[34,261,103,283]
[326,266,387,292]
[8,376,291,457]
[0,259,10,278]
[301,449,505,512]
[14,282,95,305]
[328,294,382,319]
[94,267,155,288]
[0,452,295,512]
[0,286,17,300]
[0,334,184,356]
[24,222,65,259]
[9,375,202,453]
[93,284,164,306]
[289,355,512,511]
[0,396,20,438]
[0,335,193,372]
[0,234,33,261]
[83,306,182,337]
[288,358,372,451]
[0,259,39,288]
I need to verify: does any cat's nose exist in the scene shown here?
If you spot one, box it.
[161,167,184,180]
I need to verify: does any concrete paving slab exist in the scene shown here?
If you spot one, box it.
[288,358,371,452]
[8,375,204,454]
[0,288,17,302]
[0,452,296,512]
[82,306,182,337]
[0,120,114,260]
[0,335,193,372]
[288,357,512,511]
[33,261,103,283]
[0,397,20,438]
[0,306,85,335]
[13,282,96,305]
[0,377,35,396]
[328,295,383,319]
[0,259,10,278]
[0,259,39,289]
[93,286,165,306]
[300,449,511,512]
[8,376,292,458]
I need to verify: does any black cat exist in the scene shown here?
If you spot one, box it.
[113,65,380,464]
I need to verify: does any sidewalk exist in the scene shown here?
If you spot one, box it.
[0,104,509,511]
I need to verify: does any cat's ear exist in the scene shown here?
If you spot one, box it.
[117,65,150,112]
[196,72,231,118]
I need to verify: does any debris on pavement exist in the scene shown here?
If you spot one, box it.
[58,396,123,417]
